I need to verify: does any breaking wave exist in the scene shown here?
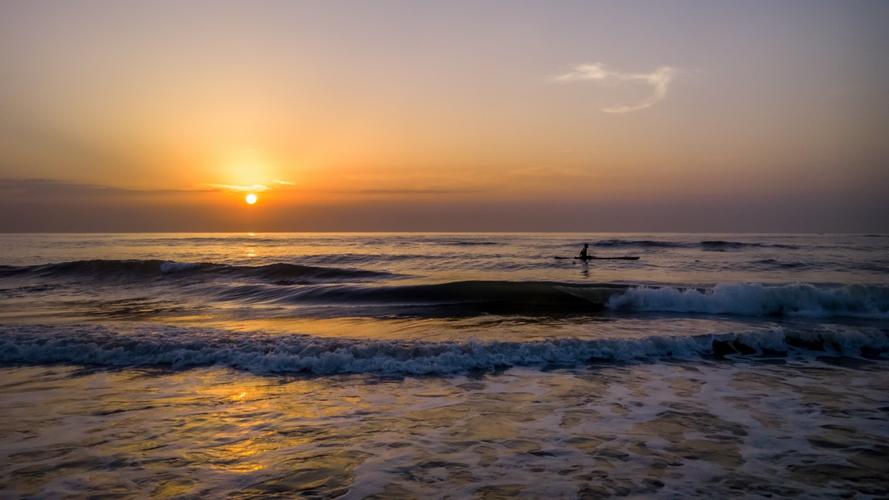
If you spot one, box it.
[210,280,889,319]
[0,324,885,375]
[2,261,888,319]
[608,283,889,319]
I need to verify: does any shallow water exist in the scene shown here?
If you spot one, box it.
[0,233,887,497]
[2,362,886,498]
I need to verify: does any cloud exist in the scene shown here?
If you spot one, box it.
[354,188,485,195]
[509,166,597,178]
[0,178,213,200]
[554,63,677,113]
[204,179,296,192]
[204,183,270,192]
[0,178,122,197]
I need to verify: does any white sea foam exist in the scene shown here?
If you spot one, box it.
[0,324,885,376]
[608,283,889,319]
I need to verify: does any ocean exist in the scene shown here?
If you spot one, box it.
[0,233,887,497]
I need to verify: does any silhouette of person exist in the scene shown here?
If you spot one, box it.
[579,243,589,259]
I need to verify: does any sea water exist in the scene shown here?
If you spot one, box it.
[0,233,887,497]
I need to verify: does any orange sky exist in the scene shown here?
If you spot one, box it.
[1,1,887,231]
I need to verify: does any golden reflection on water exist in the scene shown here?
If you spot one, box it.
[137,374,379,479]
[1,359,888,498]
[162,314,625,344]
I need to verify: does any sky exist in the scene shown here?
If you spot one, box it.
[1,0,887,232]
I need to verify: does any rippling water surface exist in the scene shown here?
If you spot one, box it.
[0,233,887,497]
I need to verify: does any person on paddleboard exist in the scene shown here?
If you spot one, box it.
[579,243,589,259]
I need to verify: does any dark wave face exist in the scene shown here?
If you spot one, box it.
[203,280,889,319]
[209,280,627,316]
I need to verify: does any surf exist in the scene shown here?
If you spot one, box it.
[0,323,885,376]
[209,280,889,319]
[607,282,889,319]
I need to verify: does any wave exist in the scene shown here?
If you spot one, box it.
[0,324,885,375]
[608,283,889,319]
[213,281,889,319]
[0,260,394,284]
[591,239,798,250]
[3,261,887,320]
[212,281,627,315]
[592,239,683,248]
[700,240,798,251]
[297,253,472,266]
[433,240,499,246]
[751,258,811,269]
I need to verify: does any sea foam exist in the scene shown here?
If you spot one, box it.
[608,283,889,319]
[0,324,885,376]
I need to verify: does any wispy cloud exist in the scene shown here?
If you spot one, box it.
[353,188,485,195]
[203,179,296,192]
[509,166,597,178]
[0,178,213,199]
[554,63,678,113]
[204,183,270,192]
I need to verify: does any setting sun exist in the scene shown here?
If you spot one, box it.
[245,193,258,205]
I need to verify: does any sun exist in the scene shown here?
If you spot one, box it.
[245,193,258,205]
